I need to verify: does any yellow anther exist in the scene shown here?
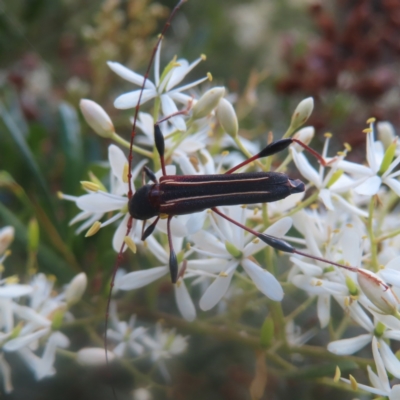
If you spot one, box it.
[362,128,372,133]
[221,150,229,156]
[175,279,182,288]
[379,264,385,270]
[315,280,323,286]
[160,213,169,220]
[219,272,228,277]
[207,72,213,81]
[253,207,259,215]
[124,236,137,254]
[367,117,376,124]
[81,181,100,192]
[85,221,102,237]
[5,275,19,284]
[337,151,345,156]
[241,204,247,209]
[310,203,318,210]
[333,366,341,382]
[122,163,129,183]
[349,375,358,391]
[56,191,64,199]
[344,297,350,307]
[324,132,332,138]
[344,142,352,151]
[186,243,191,251]
[200,54,207,61]
[346,223,353,228]
[252,238,260,244]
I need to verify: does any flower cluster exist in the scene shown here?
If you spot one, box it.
[59,37,400,399]
[0,226,187,394]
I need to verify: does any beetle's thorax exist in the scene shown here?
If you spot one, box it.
[128,184,161,220]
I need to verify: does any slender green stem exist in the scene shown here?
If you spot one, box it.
[111,133,153,158]
[284,296,316,322]
[375,227,400,243]
[233,136,264,170]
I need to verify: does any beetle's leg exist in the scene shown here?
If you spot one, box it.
[154,100,193,177]
[167,215,179,283]
[141,216,161,241]
[226,138,333,174]
[211,207,357,273]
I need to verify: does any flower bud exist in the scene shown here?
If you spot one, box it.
[216,98,238,137]
[0,226,14,255]
[292,126,315,151]
[290,97,314,131]
[27,219,39,253]
[192,87,225,120]
[132,388,152,400]
[65,273,87,306]
[357,269,399,315]
[76,348,115,366]
[80,99,115,138]
[377,121,396,150]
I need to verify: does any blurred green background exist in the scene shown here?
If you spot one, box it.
[1,0,399,398]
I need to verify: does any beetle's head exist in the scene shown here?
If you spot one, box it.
[128,185,159,220]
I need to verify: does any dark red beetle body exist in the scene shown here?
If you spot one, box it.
[128,172,305,220]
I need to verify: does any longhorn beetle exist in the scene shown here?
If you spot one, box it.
[105,0,364,375]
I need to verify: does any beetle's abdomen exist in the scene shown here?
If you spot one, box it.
[158,172,304,216]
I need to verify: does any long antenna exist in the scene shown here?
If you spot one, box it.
[104,1,188,396]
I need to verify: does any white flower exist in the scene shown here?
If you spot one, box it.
[141,323,188,362]
[115,234,199,321]
[341,336,400,399]
[107,302,148,357]
[63,272,87,306]
[108,42,208,131]
[291,135,365,215]
[328,311,400,379]
[337,120,400,196]
[190,206,286,311]
[60,145,145,251]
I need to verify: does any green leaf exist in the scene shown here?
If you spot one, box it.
[59,102,84,194]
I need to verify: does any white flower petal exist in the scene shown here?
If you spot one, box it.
[0,284,32,298]
[4,328,50,352]
[112,214,131,253]
[242,259,283,301]
[384,177,400,196]
[199,265,236,311]
[174,280,196,321]
[389,386,400,400]
[77,193,126,212]
[354,176,382,195]
[107,62,155,89]
[327,334,372,355]
[115,267,169,290]
[379,339,400,378]
[114,89,156,110]
[372,337,391,392]
[318,188,334,210]
[77,348,115,366]
[290,257,323,276]
[290,148,320,187]
[160,95,186,131]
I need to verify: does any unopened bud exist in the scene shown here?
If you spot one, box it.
[192,87,225,120]
[290,97,314,131]
[216,98,238,138]
[80,99,115,138]
[132,388,153,400]
[260,316,274,348]
[27,219,39,253]
[224,241,242,259]
[357,269,399,316]
[76,347,115,366]
[292,126,315,151]
[377,121,396,150]
[0,226,14,255]
[65,273,87,306]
